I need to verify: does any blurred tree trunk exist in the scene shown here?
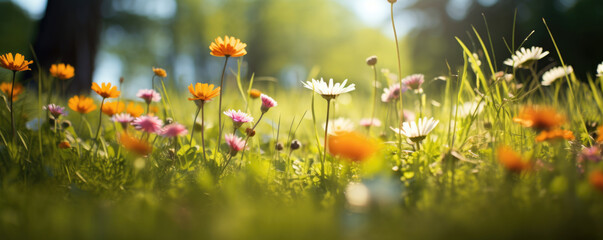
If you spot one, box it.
[33,0,103,96]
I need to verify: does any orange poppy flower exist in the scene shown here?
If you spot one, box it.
[497,145,531,173]
[0,53,33,72]
[68,95,97,114]
[101,101,125,116]
[92,82,120,99]
[209,36,247,57]
[513,106,565,131]
[188,83,220,102]
[152,67,167,78]
[328,131,378,162]
[535,129,575,142]
[126,102,144,117]
[249,89,262,99]
[0,82,24,101]
[119,133,152,156]
[50,63,75,80]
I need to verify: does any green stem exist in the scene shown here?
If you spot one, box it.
[369,65,378,134]
[93,98,106,142]
[390,2,404,159]
[9,71,16,142]
[322,99,332,179]
[216,56,230,160]
[200,102,207,163]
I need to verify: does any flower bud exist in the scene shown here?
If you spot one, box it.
[246,128,256,137]
[366,56,378,66]
[58,141,71,149]
[275,142,284,151]
[290,139,301,150]
[61,120,72,129]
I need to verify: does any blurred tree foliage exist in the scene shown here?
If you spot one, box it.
[403,0,603,77]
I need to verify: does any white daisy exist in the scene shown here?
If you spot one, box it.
[390,117,439,142]
[503,46,549,69]
[597,62,603,77]
[324,117,355,135]
[302,78,355,100]
[542,65,573,86]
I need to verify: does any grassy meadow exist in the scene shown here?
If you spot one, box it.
[1,4,603,240]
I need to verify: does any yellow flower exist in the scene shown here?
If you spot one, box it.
[535,129,575,142]
[153,67,167,78]
[0,53,33,72]
[497,146,531,173]
[209,36,247,57]
[119,133,152,156]
[50,63,75,80]
[101,101,125,116]
[327,131,378,162]
[68,95,97,114]
[513,106,565,131]
[188,83,220,102]
[249,89,262,99]
[0,82,24,101]
[126,102,144,117]
[92,82,120,99]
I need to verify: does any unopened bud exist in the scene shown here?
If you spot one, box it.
[119,77,125,84]
[366,56,378,66]
[290,139,301,150]
[275,142,284,151]
[165,117,173,125]
[61,120,72,129]
[246,128,256,137]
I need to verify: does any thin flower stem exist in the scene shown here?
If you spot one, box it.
[219,153,234,176]
[417,93,423,119]
[201,103,207,162]
[216,56,230,160]
[190,106,201,147]
[93,98,106,142]
[322,99,332,179]
[146,102,150,115]
[369,65,378,134]
[9,71,16,142]
[390,2,404,159]
[240,112,265,162]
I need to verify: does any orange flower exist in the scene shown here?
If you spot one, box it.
[68,95,97,114]
[597,126,603,143]
[126,102,144,117]
[153,67,167,78]
[50,63,75,80]
[0,82,24,100]
[188,83,220,102]
[513,106,565,131]
[327,131,378,162]
[119,133,152,156]
[589,170,603,192]
[101,101,125,116]
[0,53,33,72]
[91,82,120,99]
[209,36,247,57]
[497,146,531,173]
[535,129,575,142]
[249,89,262,99]
[58,141,71,149]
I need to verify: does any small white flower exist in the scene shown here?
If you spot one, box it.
[597,62,603,77]
[503,46,549,69]
[324,117,355,135]
[454,101,484,118]
[390,117,439,142]
[542,65,573,86]
[302,78,355,100]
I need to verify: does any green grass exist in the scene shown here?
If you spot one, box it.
[2,23,603,240]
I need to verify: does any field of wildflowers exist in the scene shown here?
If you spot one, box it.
[1,1,603,239]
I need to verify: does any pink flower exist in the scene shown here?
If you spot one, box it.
[136,89,161,104]
[43,104,67,118]
[402,74,425,92]
[260,94,277,113]
[160,123,188,137]
[381,83,406,103]
[131,115,163,133]
[579,146,602,163]
[359,118,381,128]
[225,133,246,155]
[224,109,253,128]
[112,113,134,129]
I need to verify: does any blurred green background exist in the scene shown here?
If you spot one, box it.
[1,0,602,97]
